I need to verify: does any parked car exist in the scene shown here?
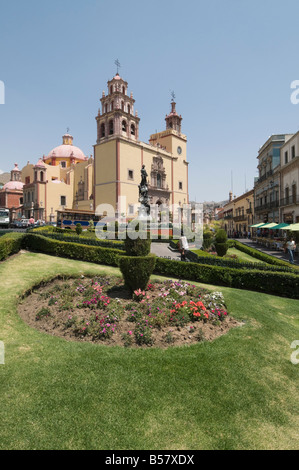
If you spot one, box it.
[20,219,31,229]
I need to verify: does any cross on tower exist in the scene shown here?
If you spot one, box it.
[171,91,176,102]
[67,127,70,134]
[115,59,121,75]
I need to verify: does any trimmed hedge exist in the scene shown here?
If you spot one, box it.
[154,258,299,299]
[230,240,296,269]
[188,250,295,273]
[23,234,123,267]
[124,234,151,257]
[0,233,24,261]
[119,255,156,292]
[29,231,126,250]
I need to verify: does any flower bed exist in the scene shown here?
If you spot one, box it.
[18,275,239,348]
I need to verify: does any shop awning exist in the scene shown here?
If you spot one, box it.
[270,223,290,230]
[261,223,278,229]
[250,223,266,228]
[284,223,299,231]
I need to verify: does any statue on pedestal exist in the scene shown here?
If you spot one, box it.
[138,165,150,216]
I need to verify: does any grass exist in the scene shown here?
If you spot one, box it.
[227,247,265,264]
[0,252,299,450]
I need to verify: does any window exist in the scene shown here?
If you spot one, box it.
[60,196,66,206]
[128,170,134,180]
[25,176,30,185]
[101,123,105,138]
[61,161,66,168]
[129,205,134,215]
[179,181,183,190]
[111,101,114,111]
[105,104,108,114]
[122,86,125,94]
[40,172,44,182]
[157,173,162,189]
[292,146,296,159]
[127,105,130,115]
[109,120,114,135]
[292,184,297,203]
[122,120,127,132]
[285,151,288,164]
[131,124,135,136]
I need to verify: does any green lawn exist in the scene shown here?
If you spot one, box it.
[227,247,265,264]
[0,252,298,450]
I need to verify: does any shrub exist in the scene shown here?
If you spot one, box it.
[0,233,24,261]
[23,233,123,267]
[154,257,299,299]
[231,240,295,268]
[214,229,228,257]
[75,224,83,235]
[124,233,151,257]
[214,242,228,257]
[203,230,213,250]
[118,255,156,292]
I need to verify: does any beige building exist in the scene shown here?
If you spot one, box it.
[279,131,299,224]
[223,190,254,237]
[22,133,93,221]
[94,73,189,218]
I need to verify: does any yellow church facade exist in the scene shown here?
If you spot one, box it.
[19,72,189,225]
[94,73,189,219]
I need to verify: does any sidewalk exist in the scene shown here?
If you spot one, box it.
[151,242,181,261]
[236,238,299,266]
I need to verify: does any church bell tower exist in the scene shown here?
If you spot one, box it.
[96,73,140,144]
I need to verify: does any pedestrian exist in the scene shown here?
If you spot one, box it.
[286,238,296,264]
[181,248,186,262]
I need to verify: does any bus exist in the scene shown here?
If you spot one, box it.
[0,209,10,229]
[57,210,101,230]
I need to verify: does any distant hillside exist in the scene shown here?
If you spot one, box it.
[0,172,10,185]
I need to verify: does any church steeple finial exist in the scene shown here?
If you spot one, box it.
[165,94,182,134]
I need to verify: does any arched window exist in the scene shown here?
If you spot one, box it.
[109,120,114,135]
[157,173,162,189]
[127,105,130,115]
[122,120,127,132]
[122,86,125,94]
[40,172,44,182]
[131,124,135,136]
[101,123,105,138]
[34,171,37,181]
[121,101,124,111]
[111,101,114,111]
[110,86,113,95]
[105,104,108,114]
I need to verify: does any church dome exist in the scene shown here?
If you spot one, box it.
[3,180,24,191]
[46,133,87,162]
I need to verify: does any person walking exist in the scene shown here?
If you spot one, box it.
[286,238,296,264]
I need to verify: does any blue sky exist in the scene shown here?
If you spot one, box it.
[1,0,299,201]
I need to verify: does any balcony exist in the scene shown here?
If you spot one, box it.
[233,215,247,222]
[255,200,279,213]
